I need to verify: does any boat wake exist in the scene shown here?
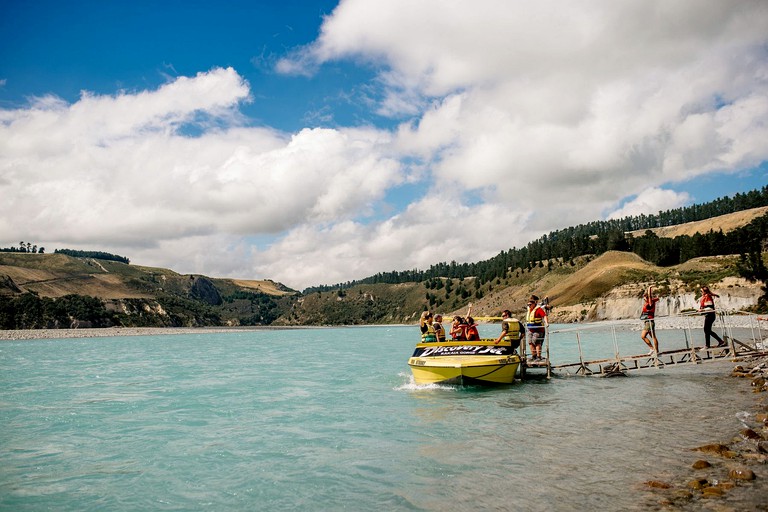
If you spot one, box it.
[394,371,459,391]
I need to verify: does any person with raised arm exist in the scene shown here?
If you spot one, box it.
[462,303,480,340]
[640,285,660,355]
[419,311,436,343]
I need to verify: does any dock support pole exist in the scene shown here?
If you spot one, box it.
[575,330,590,376]
[685,313,700,363]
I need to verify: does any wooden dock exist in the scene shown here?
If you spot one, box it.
[520,356,552,379]
[552,343,747,377]
[517,311,768,379]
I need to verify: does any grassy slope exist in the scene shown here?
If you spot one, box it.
[627,205,768,238]
[317,250,758,324]
[0,253,295,299]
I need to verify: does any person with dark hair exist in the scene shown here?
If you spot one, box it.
[450,316,466,340]
[433,314,445,342]
[640,285,660,355]
[699,285,726,349]
[495,309,524,352]
[419,311,436,343]
[525,295,548,360]
[465,316,480,341]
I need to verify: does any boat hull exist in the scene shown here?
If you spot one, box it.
[408,340,521,386]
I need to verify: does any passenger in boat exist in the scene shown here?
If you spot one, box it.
[640,285,660,355]
[526,295,548,360]
[433,314,446,342]
[495,309,524,352]
[419,311,437,343]
[458,303,475,340]
[458,316,469,339]
[699,285,725,348]
[465,317,480,341]
[450,316,466,340]
[419,311,430,333]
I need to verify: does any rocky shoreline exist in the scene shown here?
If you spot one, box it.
[643,354,768,510]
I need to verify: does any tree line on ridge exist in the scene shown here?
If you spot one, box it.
[305,186,768,293]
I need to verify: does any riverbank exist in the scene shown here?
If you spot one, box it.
[3,313,766,341]
[0,325,332,340]
[0,327,256,340]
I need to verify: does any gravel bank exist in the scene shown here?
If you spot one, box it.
[0,327,276,340]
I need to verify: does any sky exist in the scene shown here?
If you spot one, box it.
[1,0,767,291]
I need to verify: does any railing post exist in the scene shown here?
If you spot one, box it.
[576,330,587,375]
[718,310,735,359]
[747,312,760,351]
[520,331,528,381]
[685,312,700,363]
[611,324,622,372]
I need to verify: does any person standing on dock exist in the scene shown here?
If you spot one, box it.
[525,295,548,360]
[640,285,660,355]
[699,285,726,348]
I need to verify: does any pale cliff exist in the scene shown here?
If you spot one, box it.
[452,251,764,324]
[554,276,760,323]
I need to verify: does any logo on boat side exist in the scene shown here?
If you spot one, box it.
[419,345,507,357]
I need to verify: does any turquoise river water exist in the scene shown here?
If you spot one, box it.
[1,324,765,511]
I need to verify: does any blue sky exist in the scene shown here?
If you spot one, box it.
[1,0,364,130]
[1,0,767,290]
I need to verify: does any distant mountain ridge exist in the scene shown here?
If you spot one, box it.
[305,186,768,294]
[1,204,766,329]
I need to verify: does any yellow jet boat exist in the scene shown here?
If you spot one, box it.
[408,339,521,386]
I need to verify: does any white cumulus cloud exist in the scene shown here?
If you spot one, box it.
[0,68,405,282]
[3,0,768,290]
[607,188,692,220]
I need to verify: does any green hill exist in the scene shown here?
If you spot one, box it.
[295,251,761,325]
[0,253,297,328]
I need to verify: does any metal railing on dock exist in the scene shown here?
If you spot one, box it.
[530,311,767,378]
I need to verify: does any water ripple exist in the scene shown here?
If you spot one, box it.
[1,326,763,511]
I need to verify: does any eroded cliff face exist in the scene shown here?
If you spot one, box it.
[549,277,762,323]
